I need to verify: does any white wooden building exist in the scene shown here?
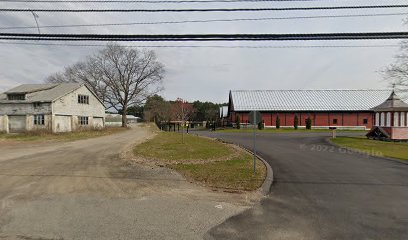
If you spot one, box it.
[0,83,105,133]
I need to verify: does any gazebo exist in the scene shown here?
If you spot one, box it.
[366,91,408,140]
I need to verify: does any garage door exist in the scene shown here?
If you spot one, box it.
[93,117,104,129]
[8,115,26,133]
[55,115,72,132]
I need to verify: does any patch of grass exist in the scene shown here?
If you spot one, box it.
[218,128,367,133]
[0,127,128,142]
[332,137,408,161]
[133,132,234,162]
[171,156,265,191]
[133,132,266,191]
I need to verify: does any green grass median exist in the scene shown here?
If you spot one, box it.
[133,132,266,191]
[331,137,408,161]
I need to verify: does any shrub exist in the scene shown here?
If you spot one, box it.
[306,117,312,130]
[294,115,299,130]
[276,116,280,129]
[258,121,264,130]
[235,115,241,129]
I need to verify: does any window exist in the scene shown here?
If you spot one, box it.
[78,95,89,104]
[34,115,45,125]
[332,119,338,124]
[363,119,368,124]
[33,102,41,108]
[8,94,25,100]
[79,116,89,125]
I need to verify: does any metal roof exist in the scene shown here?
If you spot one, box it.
[372,91,408,111]
[0,83,82,103]
[229,89,408,112]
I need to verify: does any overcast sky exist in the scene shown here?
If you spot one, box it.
[0,0,407,103]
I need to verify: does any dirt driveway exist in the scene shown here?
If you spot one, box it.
[0,125,251,240]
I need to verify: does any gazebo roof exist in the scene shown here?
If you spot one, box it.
[372,91,408,111]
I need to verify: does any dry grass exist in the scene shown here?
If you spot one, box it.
[133,132,266,191]
[0,127,128,142]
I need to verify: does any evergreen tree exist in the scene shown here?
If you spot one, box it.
[294,115,299,130]
[236,115,241,129]
[306,117,312,130]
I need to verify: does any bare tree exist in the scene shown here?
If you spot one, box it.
[171,98,194,143]
[383,41,408,88]
[47,44,165,127]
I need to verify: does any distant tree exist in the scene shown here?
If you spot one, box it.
[235,115,241,129]
[171,98,194,143]
[119,105,144,119]
[305,117,312,130]
[192,101,224,121]
[46,44,165,127]
[276,115,281,129]
[143,94,170,123]
[294,115,299,130]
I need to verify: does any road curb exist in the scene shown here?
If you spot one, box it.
[215,139,274,196]
[325,137,408,165]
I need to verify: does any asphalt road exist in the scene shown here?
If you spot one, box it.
[195,131,408,240]
[0,125,250,240]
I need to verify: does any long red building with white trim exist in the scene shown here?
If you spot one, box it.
[227,89,408,129]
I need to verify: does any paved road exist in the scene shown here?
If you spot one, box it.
[195,131,408,240]
[0,125,250,240]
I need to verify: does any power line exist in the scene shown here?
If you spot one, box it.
[0,0,343,3]
[0,41,400,48]
[1,32,407,41]
[1,5,408,12]
[2,12,408,30]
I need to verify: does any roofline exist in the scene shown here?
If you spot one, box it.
[230,89,393,92]
[51,84,105,106]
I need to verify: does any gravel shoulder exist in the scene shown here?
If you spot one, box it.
[0,124,257,240]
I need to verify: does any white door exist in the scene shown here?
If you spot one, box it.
[93,117,104,128]
[8,115,26,133]
[55,115,72,132]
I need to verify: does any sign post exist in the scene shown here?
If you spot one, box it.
[248,111,261,175]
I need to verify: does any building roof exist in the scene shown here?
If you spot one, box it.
[0,83,83,103]
[229,89,408,112]
[372,91,408,111]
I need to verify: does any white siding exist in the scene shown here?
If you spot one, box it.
[386,112,391,127]
[52,85,105,118]
[375,113,379,126]
[394,112,399,127]
[0,102,52,115]
[8,115,26,133]
[380,112,385,127]
[401,112,406,127]
[54,115,72,132]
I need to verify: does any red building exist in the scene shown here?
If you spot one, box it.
[227,90,408,130]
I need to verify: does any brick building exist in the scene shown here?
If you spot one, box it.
[227,90,408,130]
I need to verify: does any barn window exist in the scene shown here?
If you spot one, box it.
[79,116,89,125]
[78,95,89,104]
[332,119,338,124]
[363,119,368,124]
[7,94,25,100]
[33,102,41,108]
[34,115,45,125]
